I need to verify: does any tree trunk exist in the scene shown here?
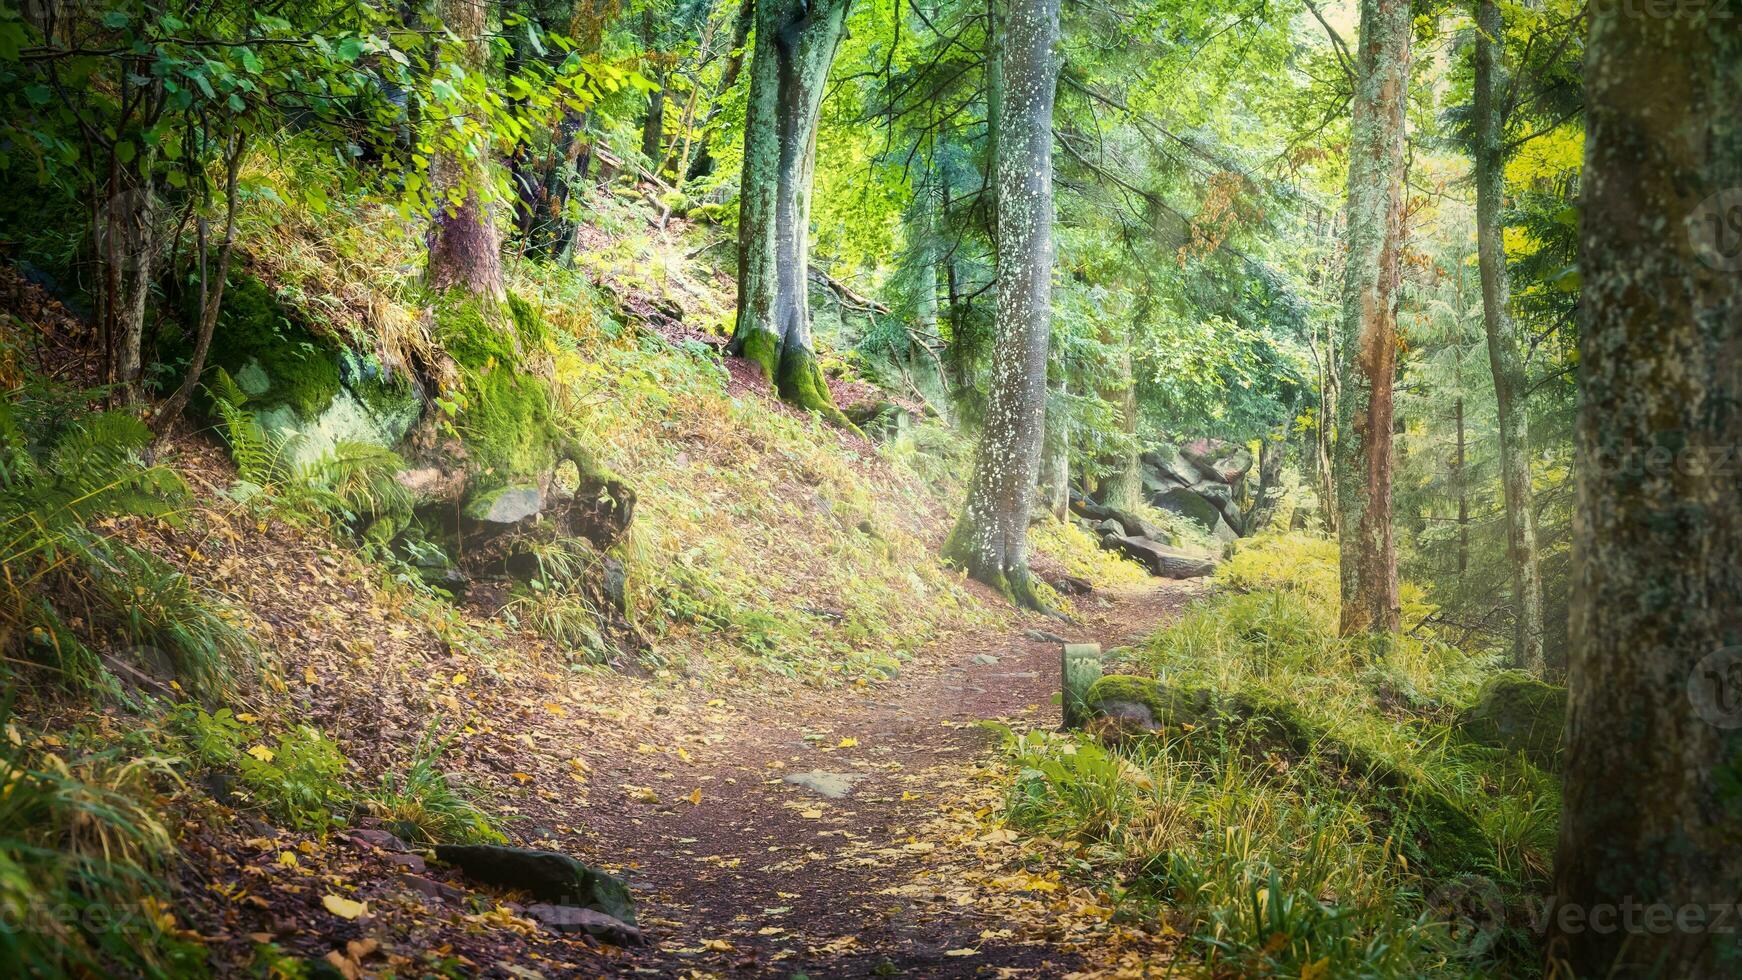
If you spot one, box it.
[641,81,665,165]
[1038,378,1069,519]
[1551,9,1742,978]
[729,0,852,424]
[1101,316,1142,512]
[1473,0,1546,675]
[425,0,504,300]
[686,0,755,183]
[1454,393,1468,578]
[942,0,1059,608]
[1333,0,1409,639]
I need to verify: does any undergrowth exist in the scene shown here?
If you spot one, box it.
[996,532,1559,978]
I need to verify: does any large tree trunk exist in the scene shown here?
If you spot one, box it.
[1038,378,1069,519]
[729,0,851,424]
[942,0,1059,609]
[1551,9,1742,978]
[1332,0,1410,639]
[1101,316,1142,512]
[1473,0,1546,675]
[425,0,504,300]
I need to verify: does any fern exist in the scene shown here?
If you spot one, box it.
[0,391,255,697]
[205,367,275,484]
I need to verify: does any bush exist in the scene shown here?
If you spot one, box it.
[0,719,203,976]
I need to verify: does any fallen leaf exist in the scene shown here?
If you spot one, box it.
[686,788,703,805]
[322,894,368,920]
[246,744,276,763]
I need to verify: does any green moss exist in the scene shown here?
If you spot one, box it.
[739,326,779,380]
[202,275,342,418]
[776,343,856,431]
[434,293,560,482]
[1454,670,1566,769]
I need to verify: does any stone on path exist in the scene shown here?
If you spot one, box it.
[783,771,867,799]
[972,654,1000,665]
[524,903,645,946]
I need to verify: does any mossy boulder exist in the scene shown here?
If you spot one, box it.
[434,293,561,484]
[1084,674,1490,875]
[198,275,422,469]
[434,844,635,925]
[1454,671,1566,769]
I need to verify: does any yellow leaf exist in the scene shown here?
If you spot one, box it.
[322,894,367,920]
[903,841,935,852]
[944,948,979,957]
[512,772,535,784]
[278,851,298,867]
[627,785,660,804]
[1301,957,1332,980]
[800,809,823,819]
[702,938,733,952]
[836,737,858,748]
[303,666,318,686]
[235,713,259,724]
[686,788,703,805]
[246,744,276,763]
[450,672,467,686]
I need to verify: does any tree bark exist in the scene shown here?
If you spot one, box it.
[729,0,852,424]
[1101,315,1142,512]
[1038,378,1069,519]
[942,0,1059,608]
[1551,8,1742,978]
[156,133,248,430]
[1473,0,1546,675]
[425,0,504,300]
[1333,0,1409,639]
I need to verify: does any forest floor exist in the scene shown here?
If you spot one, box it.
[579,582,1200,978]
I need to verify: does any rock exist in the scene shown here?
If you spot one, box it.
[1454,671,1566,769]
[463,483,544,524]
[394,873,466,904]
[1141,445,1202,488]
[1180,438,1254,485]
[1151,486,1223,533]
[1069,495,1172,543]
[1024,629,1069,643]
[384,853,427,872]
[433,845,636,924]
[524,904,645,946]
[783,771,866,799]
[342,829,413,853]
[972,654,1001,665]
[1100,535,1216,579]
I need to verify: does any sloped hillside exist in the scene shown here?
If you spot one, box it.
[0,178,1160,977]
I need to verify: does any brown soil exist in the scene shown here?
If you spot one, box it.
[560,582,1198,977]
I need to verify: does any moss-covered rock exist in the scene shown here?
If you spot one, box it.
[1083,674,1491,875]
[1454,671,1566,769]
[433,292,561,484]
[196,275,422,470]
[202,275,342,418]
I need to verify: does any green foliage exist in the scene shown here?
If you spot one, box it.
[995,536,1557,976]
[234,726,349,834]
[363,726,503,845]
[0,394,254,696]
[0,717,202,976]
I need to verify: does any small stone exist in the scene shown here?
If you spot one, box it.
[972,654,1000,665]
[783,771,867,799]
[524,904,645,946]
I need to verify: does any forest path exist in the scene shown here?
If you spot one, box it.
[567,582,1200,978]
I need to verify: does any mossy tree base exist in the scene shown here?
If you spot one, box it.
[731,325,859,432]
[941,517,1050,613]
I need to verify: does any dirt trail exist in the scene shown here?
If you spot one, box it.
[557,583,1198,978]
